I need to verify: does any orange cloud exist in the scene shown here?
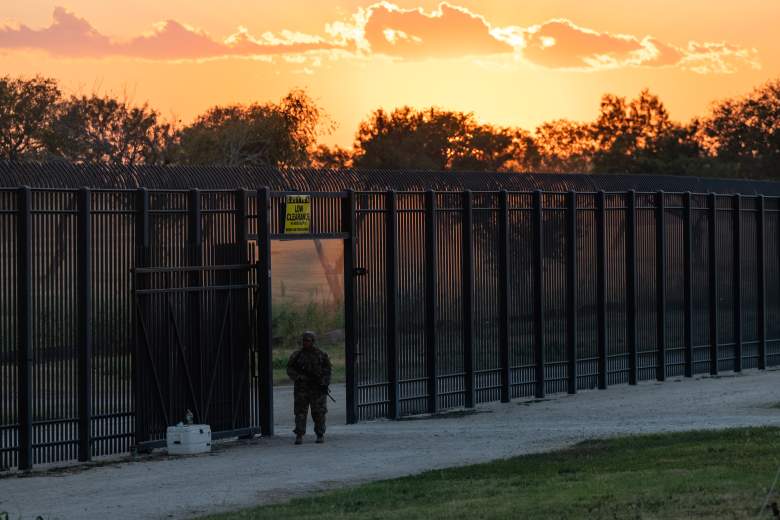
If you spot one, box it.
[0,7,112,58]
[0,7,344,60]
[520,19,759,73]
[0,3,761,74]
[678,41,761,74]
[523,20,650,68]
[328,3,758,73]
[360,2,512,58]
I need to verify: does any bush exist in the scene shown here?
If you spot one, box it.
[272,301,343,350]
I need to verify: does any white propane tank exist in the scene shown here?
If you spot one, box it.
[166,423,212,455]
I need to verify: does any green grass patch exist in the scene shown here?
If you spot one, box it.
[201,427,780,520]
[271,300,345,386]
[273,301,343,350]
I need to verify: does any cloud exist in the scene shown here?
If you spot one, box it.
[522,20,653,69]
[0,6,345,60]
[519,19,759,73]
[0,7,112,57]
[678,41,761,74]
[327,3,758,73]
[357,2,512,58]
[0,4,761,74]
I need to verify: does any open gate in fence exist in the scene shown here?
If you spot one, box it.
[128,189,264,448]
[131,262,256,448]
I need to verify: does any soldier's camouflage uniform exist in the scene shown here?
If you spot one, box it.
[287,346,332,436]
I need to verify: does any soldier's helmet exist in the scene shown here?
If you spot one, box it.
[302,331,316,345]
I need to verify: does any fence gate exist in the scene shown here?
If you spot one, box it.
[131,254,258,448]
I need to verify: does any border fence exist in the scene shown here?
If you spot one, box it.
[350,189,780,421]
[1,177,780,470]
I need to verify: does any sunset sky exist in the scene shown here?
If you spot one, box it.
[2,1,778,146]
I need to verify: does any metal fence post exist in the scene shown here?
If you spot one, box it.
[757,195,767,370]
[424,190,439,413]
[386,190,400,419]
[596,191,607,390]
[77,187,93,462]
[235,189,248,250]
[683,193,693,377]
[17,186,33,470]
[342,190,358,424]
[708,193,719,376]
[532,190,545,399]
[498,190,511,402]
[626,190,638,385]
[256,187,274,436]
[656,191,666,382]
[188,189,203,418]
[462,190,475,407]
[566,190,577,394]
[235,188,252,436]
[733,194,742,372]
[133,188,150,447]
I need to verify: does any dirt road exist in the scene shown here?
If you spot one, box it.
[2,370,779,520]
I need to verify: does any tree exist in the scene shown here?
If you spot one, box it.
[591,90,679,173]
[44,94,174,166]
[310,144,354,169]
[0,76,61,160]
[176,89,330,168]
[449,125,537,172]
[698,79,780,177]
[533,119,594,173]
[631,122,705,175]
[353,107,463,170]
[527,91,703,175]
[353,106,532,171]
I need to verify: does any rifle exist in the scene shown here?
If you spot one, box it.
[323,388,337,403]
[294,362,336,403]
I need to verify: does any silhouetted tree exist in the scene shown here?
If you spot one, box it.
[698,79,780,178]
[44,94,174,165]
[591,89,679,173]
[354,107,466,170]
[630,122,706,175]
[0,76,61,160]
[449,125,537,172]
[310,144,354,169]
[533,119,594,173]
[3,73,780,180]
[353,106,534,171]
[175,89,330,168]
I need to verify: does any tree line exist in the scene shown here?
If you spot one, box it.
[1,75,778,178]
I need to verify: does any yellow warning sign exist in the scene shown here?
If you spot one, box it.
[284,195,311,234]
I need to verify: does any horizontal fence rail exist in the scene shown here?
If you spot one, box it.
[1,183,779,470]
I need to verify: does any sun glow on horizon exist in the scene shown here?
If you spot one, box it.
[0,0,777,147]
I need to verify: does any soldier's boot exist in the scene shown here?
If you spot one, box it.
[295,434,303,445]
[315,435,324,444]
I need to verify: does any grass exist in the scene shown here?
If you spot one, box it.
[201,427,780,520]
[272,301,343,350]
[271,299,345,385]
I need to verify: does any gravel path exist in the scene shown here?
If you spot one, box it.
[2,370,779,520]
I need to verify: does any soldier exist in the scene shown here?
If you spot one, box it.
[287,331,332,444]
